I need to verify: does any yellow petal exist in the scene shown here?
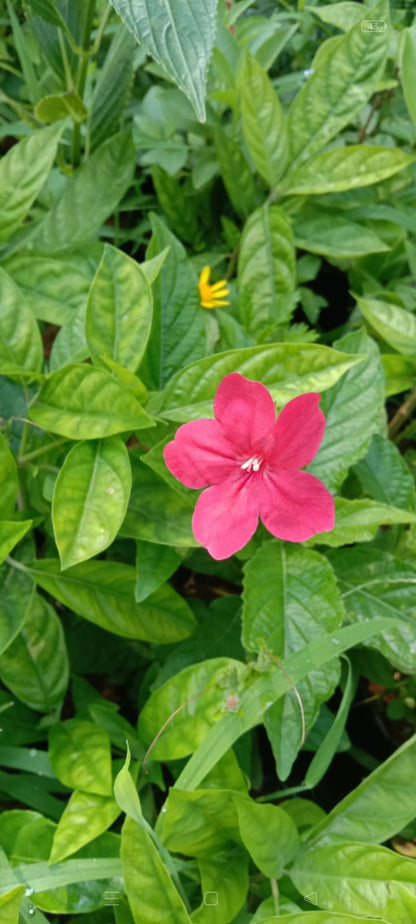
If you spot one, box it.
[199,265,211,285]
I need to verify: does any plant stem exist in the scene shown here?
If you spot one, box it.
[18,438,71,466]
[388,384,416,439]
[71,0,96,168]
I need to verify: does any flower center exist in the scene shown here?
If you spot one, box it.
[240,455,263,473]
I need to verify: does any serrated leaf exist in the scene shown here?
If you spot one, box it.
[282,145,414,195]
[242,542,343,779]
[49,719,113,796]
[30,132,135,252]
[28,558,196,643]
[86,244,153,373]
[148,343,364,423]
[238,204,296,340]
[107,0,218,121]
[35,90,87,123]
[0,123,64,244]
[308,329,386,491]
[0,268,43,375]
[293,208,389,258]
[357,295,416,359]
[286,0,389,172]
[49,790,120,864]
[307,497,416,548]
[329,548,416,674]
[52,437,132,569]
[28,363,154,438]
[240,52,288,187]
[0,595,69,712]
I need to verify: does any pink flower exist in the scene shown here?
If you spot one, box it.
[163,373,335,560]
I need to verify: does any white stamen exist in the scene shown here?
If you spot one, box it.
[241,455,262,473]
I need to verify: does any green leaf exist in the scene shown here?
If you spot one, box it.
[28,558,196,643]
[0,855,122,902]
[381,353,415,397]
[121,452,196,547]
[121,815,192,924]
[354,433,415,511]
[329,548,416,674]
[52,437,132,569]
[0,268,43,376]
[28,364,154,438]
[138,215,205,390]
[286,0,389,171]
[0,561,35,657]
[237,204,296,340]
[402,29,416,129]
[30,132,135,252]
[282,145,414,195]
[49,790,120,864]
[151,168,197,243]
[0,433,18,518]
[90,23,137,150]
[356,295,416,359]
[135,541,181,602]
[148,343,364,423]
[138,657,246,760]
[86,244,153,373]
[214,130,256,219]
[304,658,355,789]
[0,594,69,712]
[107,0,217,121]
[306,497,416,548]
[0,123,64,244]
[308,2,366,31]
[234,795,299,878]
[49,306,89,372]
[242,542,343,779]
[290,842,416,918]
[35,90,87,123]
[49,720,113,797]
[292,208,390,258]
[308,329,386,491]
[192,847,248,924]
[240,52,288,187]
[0,886,25,924]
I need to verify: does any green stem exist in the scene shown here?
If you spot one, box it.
[18,438,71,466]
[71,0,96,167]
[256,783,309,802]
[6,556,29,573]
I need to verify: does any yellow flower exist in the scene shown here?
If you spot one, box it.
[198,265,229,309]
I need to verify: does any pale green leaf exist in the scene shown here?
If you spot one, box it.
[293,209,390,258]
[357,295,416,359]
[0,267,43,375]
[306,497,416,548]
[121,815,192,924]
[282,145,414,196]
[49,720,113,797]
[0,123,64,244]
[402,29,416,130]
[240,52,288,187]
[49,790,120,864]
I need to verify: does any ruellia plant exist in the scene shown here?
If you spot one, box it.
[1,0,416,922]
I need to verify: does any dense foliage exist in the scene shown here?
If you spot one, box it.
[1,0,416,922]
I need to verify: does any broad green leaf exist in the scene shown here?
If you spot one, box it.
[49,790,120,864]
[108,0,217,121]
[240,52,288,187]
[0,268,43,375]
[354,434,415,511]
[138,215,205,390]
[35,91,87,123]
[86,244,153,373]
[30,132,135,252]
[402,30,416,129]
[381,353,415,397]
[243,542,343,779]
[192,847,248,924]
[90,24,137,150]
[238,205,296,340]
[138,658,246,760]
[0,433,18,517]
[52,437,132,569]
[308,329,386,491]
[308,2,365,31]
[286,1,389,171]
[135,541,181,602]
[121,815,192,924]
[282,145,414,195]
[329,548,416,674]
[0,886,25,924]
[234,795,299,878]
[357,295,416,359]
[0,595,69,712]
[290,842,416,918]
[215,130,256,219]
[0,560,35,657]
[0,123,64,244]
[383,883,416,924]
[28,559,196,643]
[148,343,364,423]
[121,450,197,547]
[293,209,389,258]
[2,245,102,326]
[28,363,154,438]
[306,497,416,548]
[49,720,113,797]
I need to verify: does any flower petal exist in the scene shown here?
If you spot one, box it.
[192,475,260,559]
[199,266,211,285]
[270,392,326,470]
[163,419,237,489]
[259,469,335,541]
[214,373,276,456]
